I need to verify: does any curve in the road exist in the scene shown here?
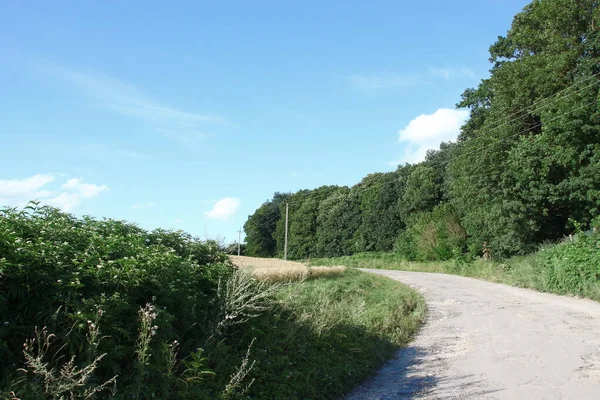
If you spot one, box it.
[344,269,600,400]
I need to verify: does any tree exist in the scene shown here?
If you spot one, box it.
[286,186,341,260]
[449,0,600,256]
[315,188,361,257]
[354,172,404,252]
[243,192,289,257]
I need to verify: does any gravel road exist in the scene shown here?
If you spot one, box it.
[344,269,600,400]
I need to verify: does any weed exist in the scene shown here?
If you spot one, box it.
[16,326,117,400]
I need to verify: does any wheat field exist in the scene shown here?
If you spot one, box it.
[229,255,346,282]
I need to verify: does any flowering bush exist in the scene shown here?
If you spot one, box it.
[0,204,231,398]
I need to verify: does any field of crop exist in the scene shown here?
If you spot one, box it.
[230,255,346,281]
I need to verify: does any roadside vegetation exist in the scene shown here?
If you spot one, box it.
[0,204,424,399]
[312,222,600,301]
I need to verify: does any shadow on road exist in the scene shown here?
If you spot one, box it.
[344,345,503,399]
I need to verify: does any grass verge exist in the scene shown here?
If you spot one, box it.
[222,268,426,400]
[310,234,600,302]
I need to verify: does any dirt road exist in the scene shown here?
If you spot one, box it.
[344,269,600,400]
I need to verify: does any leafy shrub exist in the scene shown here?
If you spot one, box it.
[538,228,600,296]
[0,204,231,398]
[395,204,467,261]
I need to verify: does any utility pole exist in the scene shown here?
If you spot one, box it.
[284,202,289,260]
[237,227,242,256]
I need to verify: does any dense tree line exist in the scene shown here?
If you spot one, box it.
[244,0,600,260]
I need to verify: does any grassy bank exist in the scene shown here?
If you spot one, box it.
[234,268,426,399]
[311,232,600,302]
[1,205,424,399]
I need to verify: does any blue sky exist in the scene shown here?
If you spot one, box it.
[1,0,529,243]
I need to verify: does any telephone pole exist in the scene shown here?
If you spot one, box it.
[237,227,242,256]
[284,202,289,260]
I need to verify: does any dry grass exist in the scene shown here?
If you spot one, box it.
[229,256,346,282]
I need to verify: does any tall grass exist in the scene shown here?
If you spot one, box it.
[234,268,426,399]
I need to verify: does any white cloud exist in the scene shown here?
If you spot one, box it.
[429,67,475,80]
[0,174,55,203]
[205,197,240,221]
[0,175,108,212]
[131,201,156,210]
[46,193,82,212]
[392,108,469,165]
[62,178,108,198]
[349,74,420,93]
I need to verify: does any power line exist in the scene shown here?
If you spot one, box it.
[460,69,600,141]
[352,75,600,197]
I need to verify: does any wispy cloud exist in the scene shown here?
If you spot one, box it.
[37,61,224,131]
[205,197,240,221]
[131,201,156,210]
[349,66,476,94]
[390,108,469,165]
[0,174,108,212]
[429,67,475,80]
[348,74,421,93]
[156,129,211,146]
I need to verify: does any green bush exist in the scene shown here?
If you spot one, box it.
[538,229,600,297]
[0,204,231,399]
[395,204,467,261]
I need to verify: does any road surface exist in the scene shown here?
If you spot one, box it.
[344,269,600,400]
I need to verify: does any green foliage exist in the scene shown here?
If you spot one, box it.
[353,172,404,253]
[315,188,361,257]
[244,192,290,257]
[538,229,600,296]
[395,204,467,261]
[239,0,600,304]
[245,1,600,262]
[224,241,246,256]
[399,166,440,218]
[286,186,342,260]
[449,0,600,257]
[0,204,232,399]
